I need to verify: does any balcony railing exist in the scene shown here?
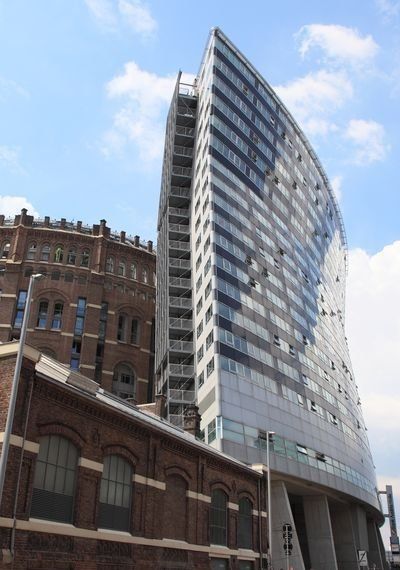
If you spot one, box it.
[175,126,195,137]
[170,186,191,199]
[169,318,192,330]
[169,207,189,217]
[169,296,192,309]
[169,223,189,234]
[169,389,196,403]
[169,364,195,377]
[169,258,190,270]
[174,145,193,157]
[169,240,190,251]
[169,277,191,288]
[169,340,193,352]
[172,166,192,178]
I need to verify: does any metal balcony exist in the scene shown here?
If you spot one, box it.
[169,240,190,251]
[169,317,192,331]
[169,388,196,403]
[169,277,191,289]
[169,258,191,271]
[169,340,193,353]
[169,296,192,309]
[169,364,195,378]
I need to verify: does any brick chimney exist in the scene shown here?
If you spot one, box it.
[183,405,201,438]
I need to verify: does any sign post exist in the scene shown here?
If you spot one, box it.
[282,523,293,570]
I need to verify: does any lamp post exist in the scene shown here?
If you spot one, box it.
[0,273,43,509]
[266,430,275,570]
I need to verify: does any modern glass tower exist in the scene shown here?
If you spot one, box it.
[156,28,386,570]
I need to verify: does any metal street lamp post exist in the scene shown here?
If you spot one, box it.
[266,430,275,570]
[0,273,43,509]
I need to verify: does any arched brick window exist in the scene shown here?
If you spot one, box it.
[1,241,10,259]
[98,455,133,532]
[54,245,64,263]
[27,242,37,260]
[40,243,51,261]
[36,300,49,328]
[210,489,228,545]
[113,363,136,400]
[31,435,78,523]
[238,497,253,549]
[163,474,188,540]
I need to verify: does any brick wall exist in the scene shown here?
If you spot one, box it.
[0,352,268,569]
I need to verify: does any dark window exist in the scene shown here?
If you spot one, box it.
[117,314,127,342]
[31,435,78,523]
[130,319,140,345]
[13,290,27,328]
[80,249,90,268]
[210,489,228,545]
[1,241,10,259]
[98,455,132,532]
[27,242,37,260]
[51,302,63,329]
[113,363,136,399]
[210,560,229,570]
[54,245,64,263]
[238,497,253,549]
[37,300,49,328]
[67,248,76,265]
[40,243,50,261]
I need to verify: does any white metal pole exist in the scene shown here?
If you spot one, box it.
[267,431,274,570]
[0,273,42,509]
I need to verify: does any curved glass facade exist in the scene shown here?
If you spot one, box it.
[156,28,385,569]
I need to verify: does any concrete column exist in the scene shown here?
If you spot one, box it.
[330,503,359,570]
[351,504,369,551]
[271,480,305,570]
[367,519,385,570]
[303,495,338,570]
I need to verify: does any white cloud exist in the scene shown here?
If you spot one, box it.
[84,0,117,31]
[274,70,353,137]
[0,196,39,217]
[346,242,400,445]
[296,24,379,67]
[344,119,389,164]
[376,0,400,19]
[0,77,29,101]
[85,0,157,37]
[118,0,157,37]
[330,175,343,202]
[102,62,194,164]
[0,145,24,173]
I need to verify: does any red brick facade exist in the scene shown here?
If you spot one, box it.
[0,210,156,404]
[0,345,268,569]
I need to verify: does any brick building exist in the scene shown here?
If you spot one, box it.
[0,210,156,403]
[0,342,267,569]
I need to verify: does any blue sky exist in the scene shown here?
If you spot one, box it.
[1,0,399,546]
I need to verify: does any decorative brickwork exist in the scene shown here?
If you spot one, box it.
[0,210,156,403]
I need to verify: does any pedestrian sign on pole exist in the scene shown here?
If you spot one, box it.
[358,550,368,567]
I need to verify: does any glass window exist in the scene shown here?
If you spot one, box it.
[210,489,228,545]
[65,272,74,283]
[130,319,140,345]
[54,245,64,263]
[117,314,127,342]
[98,455,132,532]
[36,300,49,328]
[211,560,229,570]
[1,241,10,259]
[142,266,148,284]
[118,260,126,277]
[238,497,253,549]
[113,363,136,399]
[51,302,63,329]
[67,248,76,265]
[106,257,114,273]
[30,435,78,523]
[40,243,51,261]
[27,242,37,260]
[80,249,90,268]
[13,290,27,328]
[130,263,137,280]
[163,474,187,540]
